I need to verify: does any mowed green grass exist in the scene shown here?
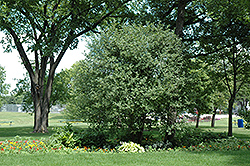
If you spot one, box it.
[0,111,66,126]
[0,112,88,140]
[1,150,250,166]
[196,117,250,139]
[1,112,250,166]
[1,112,250,140]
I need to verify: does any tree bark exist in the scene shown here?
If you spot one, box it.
[175,0,187,38]
[196,113,200,128]
[164,109,177,143]
[30,56,56,133]
[31,77,54,133]
[228,98,234,136]
[211,107,217,127]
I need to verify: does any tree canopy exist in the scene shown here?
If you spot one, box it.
[0,0,131,132]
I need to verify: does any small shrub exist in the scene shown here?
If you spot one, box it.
[118,142,145,153]
[50,123,110,149]
[144,140,172,151]
[49,123,77,148]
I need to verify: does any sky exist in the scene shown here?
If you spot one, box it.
[0,39,87,92]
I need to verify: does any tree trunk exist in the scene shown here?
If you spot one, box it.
[196,113,200,128]
[32,87,50,133]
[7,18,70,133]
[137,116,146,144]
[164,109,177,143]
[239,99,248,112]
[32,90,52,133]
[211,107,217,127]
[228,98,234,136]
[175,0,187,38]
[31,59,56,133]
[128,115,146,144]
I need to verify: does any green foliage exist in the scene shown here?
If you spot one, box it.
[0,0,133,53]
[186,137,250,152]
[12,73,33,112]
[144,140,172,152]
[170,123,228,147]
[118,142,145,153]
[75,128,109,148]
[65,23,185,144]
[51,69,72,106]
[49,123,76,148]
[184,59,214,115]
[0,65,9,108]
[12,70,71,112]
[2,94,24,104]
[50,123,110,149]
[197,0,250,136]
[0,0,133,132]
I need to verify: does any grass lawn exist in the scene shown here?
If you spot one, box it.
[1,112,250,166]
[0,112,88,141]
[1,150,250,166]
[196,117,250,139]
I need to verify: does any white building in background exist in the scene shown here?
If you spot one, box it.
[0,104,64,113]
[0,104,23,112]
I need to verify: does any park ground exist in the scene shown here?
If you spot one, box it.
[1,112,250,166]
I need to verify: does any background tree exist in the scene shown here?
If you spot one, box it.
[237,83,250,128]
[237,83,250,112]
[138,0,206,38]
[13,70,72,115]
[2,94,24,104]
[184,59,213,128]
[197,0,250,136]
[0,65,9,108]
[132,0,250,135]
[13,73,33,113]
[65,23,185,144]
[210,89,228,127]
[0,0,131,132]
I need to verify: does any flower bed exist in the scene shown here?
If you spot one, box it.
[0,139,48,154]
[0,136,117,154]
[180,137,250,152]
[1,136,250,154]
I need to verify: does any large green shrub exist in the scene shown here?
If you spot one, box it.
[65,23,185,144]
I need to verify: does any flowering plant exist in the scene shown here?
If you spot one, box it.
[183,137,250,152]
[0,137,49,154]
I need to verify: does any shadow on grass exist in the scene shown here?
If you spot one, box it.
[49,115,66,120]
[233,133,250,139]
[0,126,56,140]
[199,125,227,129]
[187,150,250,166]
[199,126,250,139]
